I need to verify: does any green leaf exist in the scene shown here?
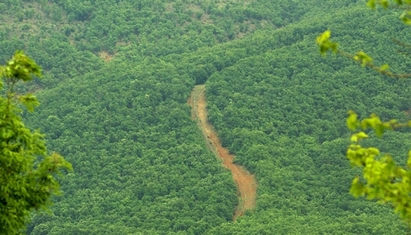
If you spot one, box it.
[347,111,358,131]
[400,11,411,25]
[368,147,380,155]
[5,51,42,82]
[350,177,365,197]
[380,64,389,71]
[375,124,385,137]
[366,0,376,9]
[407,151,411,168]
[18,94,39,112]
[350,132,369,142]
[316,30,339,55]
[316,30,331,44]
[380,0,389,9]
[353,51,373,66]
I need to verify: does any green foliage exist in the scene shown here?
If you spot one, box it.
[317,0,411,228]
[346,110,411,224]
[316,30,338,55]
[0,51,72,235]
[5,0,411,234]
[366,0,411,24]
[3,51,41,82]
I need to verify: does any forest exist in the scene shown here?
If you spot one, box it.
[2,0,411,234]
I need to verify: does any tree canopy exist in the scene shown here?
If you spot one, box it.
[3,0,411,234]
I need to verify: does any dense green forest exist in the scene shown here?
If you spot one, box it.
[2,0,411,234]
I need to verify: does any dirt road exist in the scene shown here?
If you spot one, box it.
[188,85,257,220]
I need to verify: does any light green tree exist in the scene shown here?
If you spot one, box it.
[0,51,72,235]
[317,0,411,226]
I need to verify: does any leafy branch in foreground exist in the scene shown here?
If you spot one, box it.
[367,0,411,23]
[0,51,72,235]
[317,0,411,227]
[316,1,411,78]
[347,111,411,223]
[316,30,411,78]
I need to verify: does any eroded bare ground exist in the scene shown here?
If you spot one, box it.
[188,85,257,221]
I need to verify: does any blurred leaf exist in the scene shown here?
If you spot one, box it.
[18,94,39,112]
[347,111,358,131]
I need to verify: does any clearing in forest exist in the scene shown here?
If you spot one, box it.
[188,85,257,220]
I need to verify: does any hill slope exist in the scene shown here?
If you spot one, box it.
[1,0,411,234]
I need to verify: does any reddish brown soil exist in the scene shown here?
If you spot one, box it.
[188,85,257,221]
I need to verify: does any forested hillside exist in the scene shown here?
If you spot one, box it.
[2,0,411,234]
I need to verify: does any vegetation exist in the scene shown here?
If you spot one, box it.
[317,0,411,226]
[0,51,71,235]
[2,0,411,234]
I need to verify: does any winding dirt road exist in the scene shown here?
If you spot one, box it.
[188,85,257,220]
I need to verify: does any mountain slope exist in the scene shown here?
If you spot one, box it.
[1,0,410,234]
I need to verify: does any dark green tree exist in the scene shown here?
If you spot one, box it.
[0,51,72,235]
